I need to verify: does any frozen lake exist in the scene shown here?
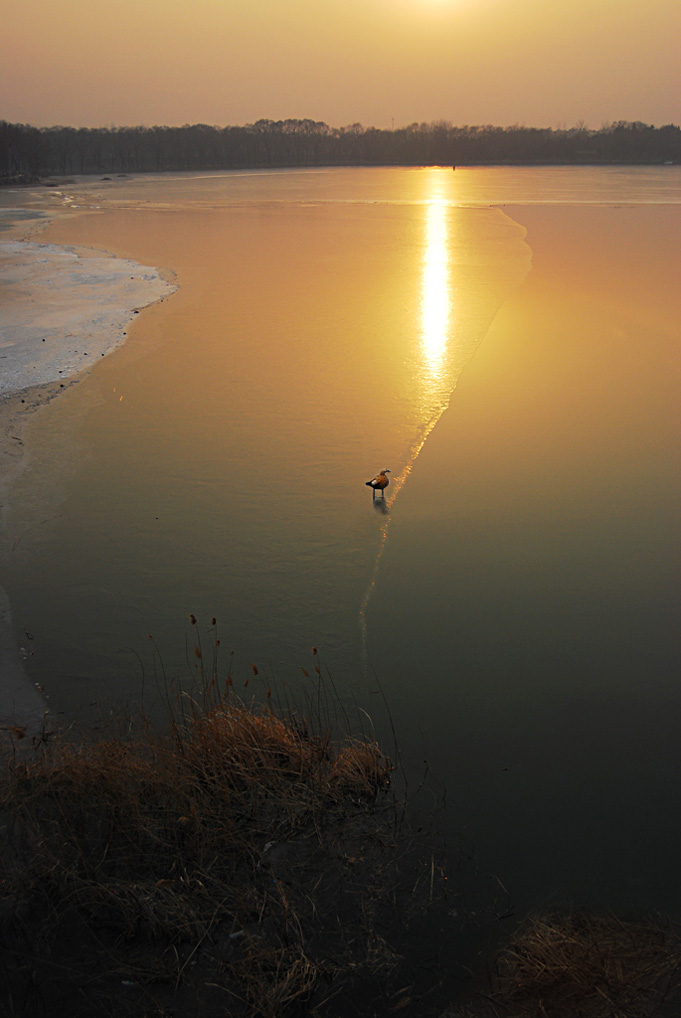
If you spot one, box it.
[1,165,680,917]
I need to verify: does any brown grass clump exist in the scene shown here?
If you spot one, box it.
[448,908,681,1018]
[329,739,393,798]
[0,678,447,1018]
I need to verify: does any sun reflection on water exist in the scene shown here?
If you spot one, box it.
[421,198,451,377]
[360,172,456,665]
[389,175,455,504]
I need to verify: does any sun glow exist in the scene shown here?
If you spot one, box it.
[360,174,456,662]
[421,198,451,373]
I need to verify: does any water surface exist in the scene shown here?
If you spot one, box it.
[2,166,680,917]
[4,168,532,700]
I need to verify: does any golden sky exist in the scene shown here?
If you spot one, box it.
[3,0,680,129]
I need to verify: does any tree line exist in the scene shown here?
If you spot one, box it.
[1,118,680,179]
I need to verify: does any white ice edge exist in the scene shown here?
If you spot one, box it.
[0,239,176,396]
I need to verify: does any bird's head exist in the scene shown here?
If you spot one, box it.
[382,469,391,474]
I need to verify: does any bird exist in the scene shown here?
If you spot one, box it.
[366,469,390,499]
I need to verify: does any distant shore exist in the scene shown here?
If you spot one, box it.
[2,117,679,177]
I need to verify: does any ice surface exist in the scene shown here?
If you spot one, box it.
[0,240,175,396]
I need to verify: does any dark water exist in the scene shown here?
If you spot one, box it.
[2,167,680,920]
[367,200,681,914]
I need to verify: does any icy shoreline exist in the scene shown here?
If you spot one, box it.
[0,215,176,740]
[0,238,175,397]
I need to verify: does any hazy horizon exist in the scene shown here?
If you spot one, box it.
[4,115,681,133]
[3,0,679,132]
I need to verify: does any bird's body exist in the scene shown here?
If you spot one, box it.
[366,469,390,499]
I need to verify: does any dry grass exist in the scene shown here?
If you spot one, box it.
[6,634,678,1017]
[0,668,449,1017]
[447,908,681,1018]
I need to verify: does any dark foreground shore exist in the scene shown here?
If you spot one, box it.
[2,680,680,1018]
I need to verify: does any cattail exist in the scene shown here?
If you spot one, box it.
[311,646,317,656]
[194,646,202,659]
[301,668,310,678]
[251,664,259,675]
[189,614,197,625]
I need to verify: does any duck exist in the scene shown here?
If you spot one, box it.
[366,469,390,499]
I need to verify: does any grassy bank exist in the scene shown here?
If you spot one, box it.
[447,908,681,1018]
[0,648,456,1017]
[2,643,681,1016]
